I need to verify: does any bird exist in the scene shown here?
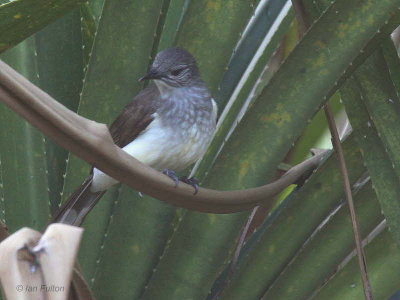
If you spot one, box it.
[51,47,218,226]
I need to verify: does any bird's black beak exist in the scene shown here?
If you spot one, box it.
[138,70,161,82]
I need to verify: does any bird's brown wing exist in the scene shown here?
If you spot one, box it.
[110,84,161,148]
[51,85,161,226]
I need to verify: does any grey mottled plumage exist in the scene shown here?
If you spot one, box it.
[52,47,217,226]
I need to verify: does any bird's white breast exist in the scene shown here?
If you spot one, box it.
[91,95,216,192]
[124,114,210,170]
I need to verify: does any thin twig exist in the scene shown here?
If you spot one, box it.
[230,207,260,275]
[291,0,310,36]
[229,207,259,277]
[211,207,259,300]
[324,103,373,300]
[71,267,96,299]
[290,1,373,297]
[0,223,8,242]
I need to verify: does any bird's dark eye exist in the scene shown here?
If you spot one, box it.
[171,68,185,76]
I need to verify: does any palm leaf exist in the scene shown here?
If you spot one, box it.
[1,0,400,299]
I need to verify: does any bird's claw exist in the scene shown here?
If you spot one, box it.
[162,170,200,195]
[162,169,180,187]
[180,176,199,195]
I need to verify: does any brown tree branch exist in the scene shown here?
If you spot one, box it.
[0,60,326,214]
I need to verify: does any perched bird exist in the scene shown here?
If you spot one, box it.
[52,47,217,226]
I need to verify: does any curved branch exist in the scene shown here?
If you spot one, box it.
[0,60,327,214]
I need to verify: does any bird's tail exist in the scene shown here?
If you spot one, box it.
[50,175,105,227]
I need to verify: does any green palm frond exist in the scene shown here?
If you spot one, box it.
[1,0,400,299]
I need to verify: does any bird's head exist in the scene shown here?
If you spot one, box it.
[139,47,200,88]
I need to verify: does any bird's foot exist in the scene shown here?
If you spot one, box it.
[162,169,180,187]
[180,176,199,195]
